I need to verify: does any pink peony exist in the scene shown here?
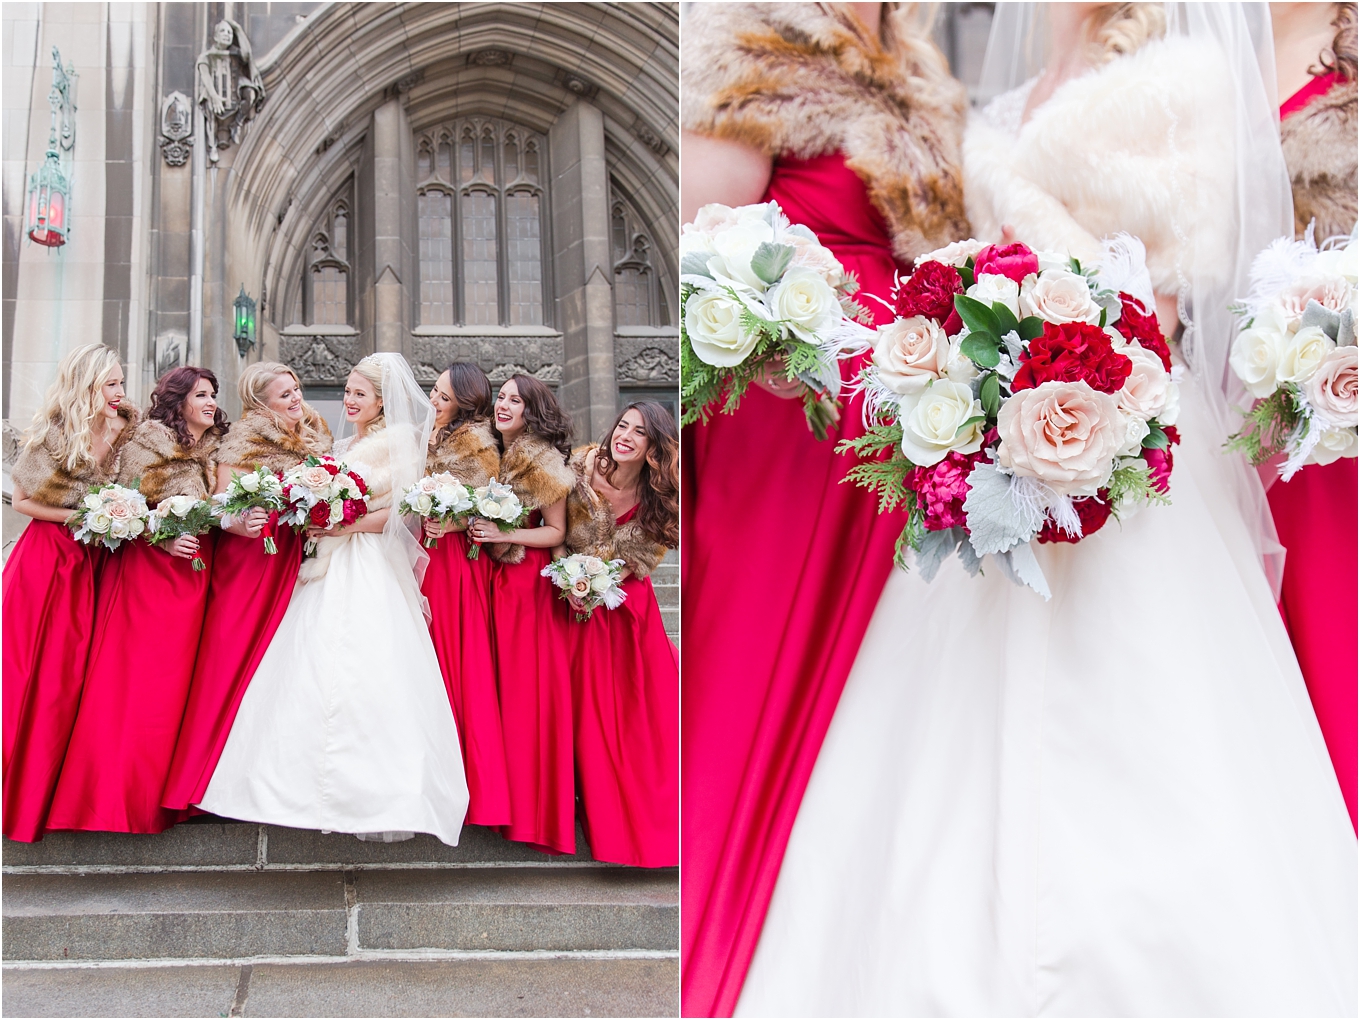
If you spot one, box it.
[907,450,983,531]
[974,242,1039,284]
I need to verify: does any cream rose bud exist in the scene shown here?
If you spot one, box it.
[109,518,131,539]
[582,556,606,575]
[128,518,145,537]
[417,476,439,495]
[898,380,986,467]
[1115,410,1152,457]
[1276,325,1336,385]
[765,267,840,342]
[996,380,1123,496]
[1310,426,1359,465]
[1158,379,1181,427]
[239,472,261,493]
[477,498,501,518]
[1116,345,1171,421]
[916,238,984,268]
[1021,268,1102,325]
[689,203,741,240]
[872,316,949,395]
[1230,322,1286,398]
[590,573,613,594]
[1304,345,1358,426]
[944,336,981,384]
[570,577,593,598]
[686,290,760,368]
[967,273,1021,317]
[168,494,197,517]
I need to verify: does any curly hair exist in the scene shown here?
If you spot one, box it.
[23,343,125,474]
[595,401,679,549]
[149,366,229,449]
[500,375,572,460]
[238,361,329,452]
[436,361,494,441]
[1318,3,1357,82]
[1089,2,1166,63]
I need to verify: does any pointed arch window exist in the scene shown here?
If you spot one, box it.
[609,186,671,328]
[304,191,352,327]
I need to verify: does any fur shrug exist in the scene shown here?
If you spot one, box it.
[116,419,221,506]
[12,405,140,509]
[1282,78,1358,240]
[682,2,969,262]
[487,433,574,565]
[563,445,668,580]
[298,427,395,583]
[215,408,332,474]
[964,36,1234,297]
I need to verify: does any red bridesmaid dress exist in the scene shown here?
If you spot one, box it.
[2,522,105,841]
[160,521,304,811]
[490,516,576,855]
[682,153,910,1014]
[1268,72,1358,832]
[423,528,511,826]
[570,506,679,868]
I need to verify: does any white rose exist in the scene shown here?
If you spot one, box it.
[414,493,435,516]
[582,556,607,575]
[1230,323,1286,398]
[1309,426,1359,466]
[944,336,980,384]
[239,472,261,493]
[1275,325,1335,384]
[897,380,986,467]
[260,475,283,495]
[1159,379,1181,427]
[166,494,197,517]
[915,239,984,268]
[108,518,130,539]
[706,219,778,293]
[1115,345,1171,421]
[88,510,113,534]
[127,518,145,538]
[967,273,1021,318]
[417,476,439,495]
[1020,268,1102,324]
[786,232,845,287]
[477,498,501,518]
[871,316,949,395]
[590,573,614,594]
[1315,245,1359,286]
[1115,410,1152,458]
[765,267,840,343]
[685,290,760,368]
[83,493,102,511]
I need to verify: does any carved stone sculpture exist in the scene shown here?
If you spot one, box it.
[195,18,266,162]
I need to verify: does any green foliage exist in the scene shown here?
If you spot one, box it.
[836,421,919,514]
[1107,460,1169,516]
[1017,315,1045,341]
[960,333,1001,368]
[750,242,794,285]
[1224,388,1302,465]
[893,511,926,571]
[958,257,976,291]
[1141,422,1170,450]
[979,372,1002,418]
[991,302,1020,338]
[955,294,1000,336]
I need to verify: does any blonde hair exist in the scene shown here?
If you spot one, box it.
[238,361,327,451]
[881,3,968,114]
[23,344,124,473]
[1089,3,1166,63]
[349,356,386,431]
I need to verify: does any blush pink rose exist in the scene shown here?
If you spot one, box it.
[1304,346,1358,427]
[996,380,1123,495]
[1280,275,1351,322]
[106,500,134,521]
[299,464,333,490]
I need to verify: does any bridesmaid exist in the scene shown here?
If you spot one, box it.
[561,402,679,868]
[46,367,227,834]
[161,362,331,812]
[4,344,137,841]
[1268,0,1358,830]
[469,375,575,854]
[421,361,511,827]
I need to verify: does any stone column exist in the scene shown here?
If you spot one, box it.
[357,97,416,356]
[549,98,616,444]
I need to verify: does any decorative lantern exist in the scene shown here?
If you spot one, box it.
[234,285,257,357]
[26,152,69,247]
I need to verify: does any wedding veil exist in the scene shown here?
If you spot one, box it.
[976,1,1293,592]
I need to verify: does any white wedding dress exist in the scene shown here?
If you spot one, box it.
[736,13,1357,1018]
[198,427,469,846]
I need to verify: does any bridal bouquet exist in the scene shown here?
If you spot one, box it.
[681,201,874,439]
[279,456,369,554]
[398,473,475,549]
[542,554,627,621]
[145,495,215,570]
[1228,231,1357,478]
[465,478,528,560]
[213,465,287,553]
[67,483,150,551]
[840,238,1180,598]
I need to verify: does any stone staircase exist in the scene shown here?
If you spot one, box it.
[2,821,678,1017]
[655,549,679,642]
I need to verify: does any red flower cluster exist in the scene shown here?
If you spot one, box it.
[896,261,963,334]
[907,450,984,532]
[1114,293,1172,372]
[1012,321,1133,394]
[1036,494,1113,544]
[1141,425,1180,493]
[974,242,1038,284]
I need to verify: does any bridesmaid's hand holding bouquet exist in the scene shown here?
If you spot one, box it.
[398,473,476,549]
[67,483,150,551]
[464,478,528,560]
[146,494,215,570]
[214,466,286,553]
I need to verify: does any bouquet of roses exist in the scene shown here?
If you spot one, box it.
[67,483,150,551]
[681,201,875,439]
[398,472,476,549]
[839,237,1180,598]
[464,478,529,560]
[146,494,215,570]
[1227,230,1356,479]
[541,553,627,621]
[213,465,287,553]
[279,456,369,554]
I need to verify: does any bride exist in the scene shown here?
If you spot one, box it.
[197,353,469,846]
[737,4,1357,1016]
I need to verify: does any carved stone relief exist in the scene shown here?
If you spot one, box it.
[280,334,363,384]
[408,335,565,387]
[630,117,669,157]
[159,91,193,167]
[614,336,679,385]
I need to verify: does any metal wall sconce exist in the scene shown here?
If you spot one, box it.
[234,285,257,357]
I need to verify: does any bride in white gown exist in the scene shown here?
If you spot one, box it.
[737,4,1356,1016]
[198,353,469,846]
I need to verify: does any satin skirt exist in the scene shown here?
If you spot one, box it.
[570,575,679,868]
[738,381,1357,1017]
[47,536,214,833]
[2,520,102,842]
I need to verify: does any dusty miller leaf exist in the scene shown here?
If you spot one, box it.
[963,460,1043,557]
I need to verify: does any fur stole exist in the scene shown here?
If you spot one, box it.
[215,408,332,475]
[299,427,395,583]
[12,404,140,509]
[488,432,574,565]
[428,419,500,487]
[682,2,969,262]
[117,419,221,506]
[964,35,1234,297]
[1281,78,1358,241]
[563,445,668,580]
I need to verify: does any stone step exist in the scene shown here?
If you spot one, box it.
[3,956,679,1018]
[3,866,678,962]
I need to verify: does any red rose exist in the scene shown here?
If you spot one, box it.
[974,243,1038,284]
[1036,493,1113,544]
[321,461,341,476]
[309,502,331,528]
[895,261,963,324]
[1012,321,1133,394]
[1141,425,1180,493]
[1115,293,1172,372]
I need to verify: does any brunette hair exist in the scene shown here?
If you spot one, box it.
[23,343,124,473]
[149,366,229,448]
[500,374,572,459]
[238,361,328,451]
[596,401,679,548]
[1318,3,1357,82]
[437,362,494,439]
